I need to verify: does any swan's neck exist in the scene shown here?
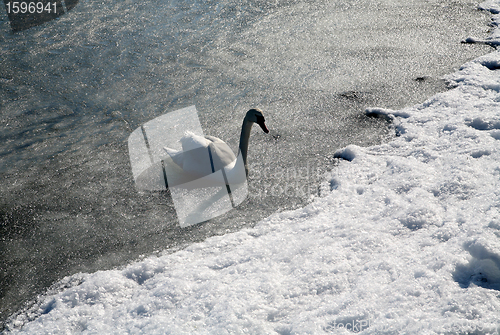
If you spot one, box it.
[238,118,253,176]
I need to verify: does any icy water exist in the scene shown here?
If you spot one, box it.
[0,0,492,326]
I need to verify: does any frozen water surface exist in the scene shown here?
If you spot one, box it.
[0,0,495,329]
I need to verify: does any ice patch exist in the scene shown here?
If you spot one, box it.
[491,130,500,139]
[466,117,491,130]
[442,124,458,132]
[365,107,411,120]
[454,240,500,291]
[480,0,500,15]
[470,149,492,158]
[123,258,167,285]
[479,58,500,71]
[466,117,500,130]
[399,207,441,231]
[333,145,362,162]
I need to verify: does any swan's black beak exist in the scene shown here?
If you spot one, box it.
[256,116,269,133]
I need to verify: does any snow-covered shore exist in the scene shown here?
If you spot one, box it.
[5,2,500,334]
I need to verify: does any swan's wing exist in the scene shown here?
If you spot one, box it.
[204,135,224,144]
[163,132,210,172]
[163,147,184,168]
[176,132,213,177]
[180,131,209,151]
[163,146,213,182]
[208,141,237,171]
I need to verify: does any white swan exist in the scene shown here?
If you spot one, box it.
[163,108,269,188]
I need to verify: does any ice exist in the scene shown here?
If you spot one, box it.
[365,107,411,120]
[5,1,500,334]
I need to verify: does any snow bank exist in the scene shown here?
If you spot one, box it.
[5,2,500,334]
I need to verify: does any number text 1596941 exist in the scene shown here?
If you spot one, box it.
[6,2,57,14]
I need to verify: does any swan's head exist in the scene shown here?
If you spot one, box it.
[245,108,269,133]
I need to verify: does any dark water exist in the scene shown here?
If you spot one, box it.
[0,0,492,327]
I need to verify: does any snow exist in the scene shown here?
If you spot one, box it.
[5,2,500,334]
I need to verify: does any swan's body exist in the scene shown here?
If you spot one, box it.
[163,108,269,188]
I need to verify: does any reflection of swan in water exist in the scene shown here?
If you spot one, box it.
[163,108,269,188]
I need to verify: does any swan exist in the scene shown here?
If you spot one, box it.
[162,108,269,188]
